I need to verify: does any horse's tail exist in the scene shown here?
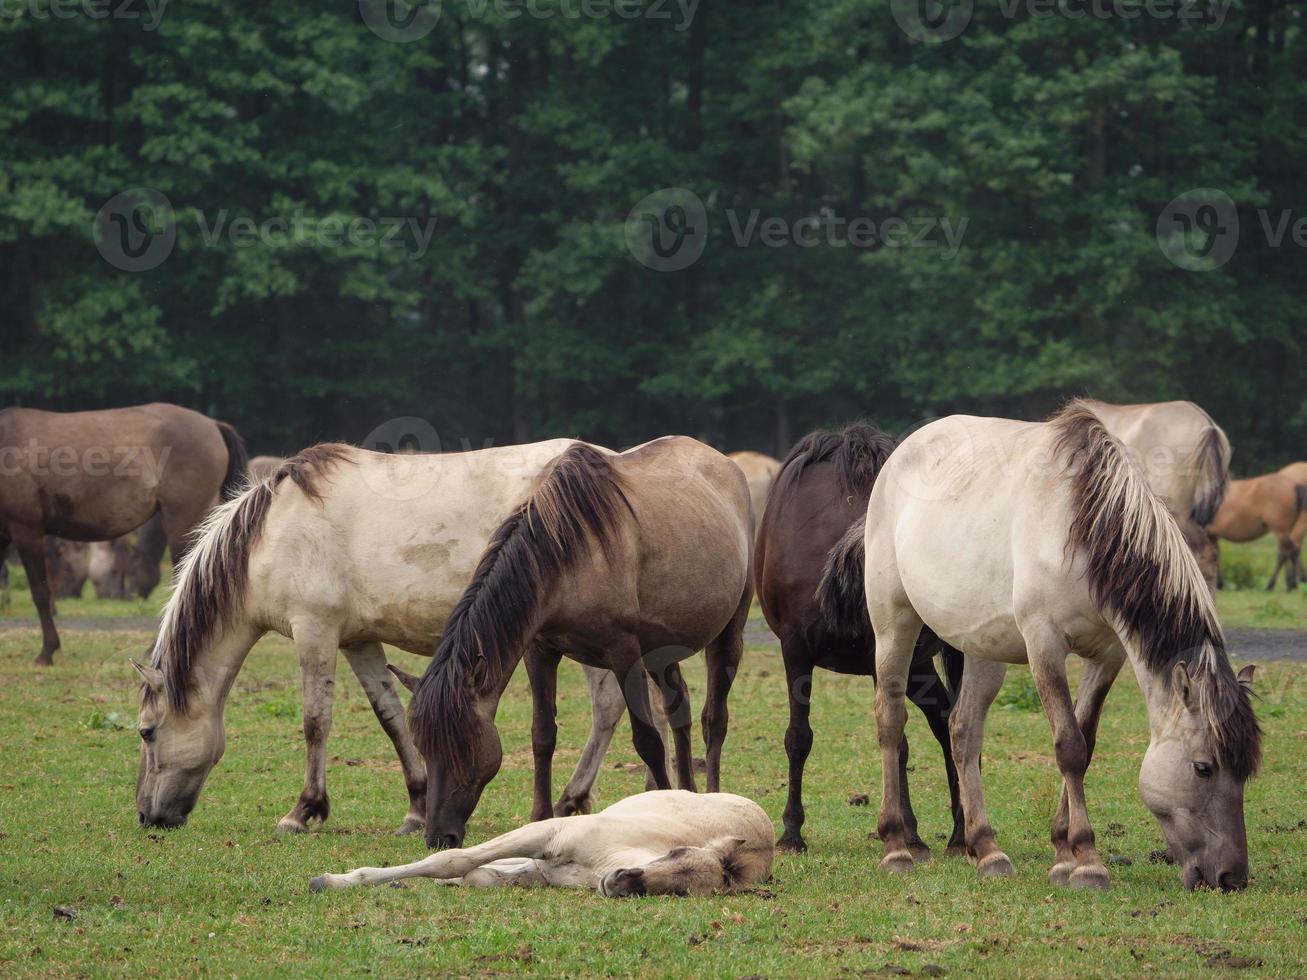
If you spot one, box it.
[1295,484,1307,518]
[215,420,249,501]
[1190,423,1231,526]
[941,646,965,704]
[1052,404,1260,779]
[408,444,631,779]
[816,515,869,639]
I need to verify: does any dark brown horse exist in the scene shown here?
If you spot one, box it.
[757,423,964,855]
[0,403,246,663]
[407,438,753,850]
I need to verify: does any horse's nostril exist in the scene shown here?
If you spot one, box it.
[1218,871,1247,892]
[138,812,146,825]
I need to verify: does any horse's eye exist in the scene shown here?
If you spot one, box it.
[140,726,156,743]
[1193,761,1214,778]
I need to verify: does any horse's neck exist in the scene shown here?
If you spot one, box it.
[188,622,262,710]
[1124,646,1176,739]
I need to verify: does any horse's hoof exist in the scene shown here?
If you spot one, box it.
[976,852,1014,878]
[776,836,808,854]
[276,817,308,835]
[553,797,592,817]
[946,843,968,858]
[879,850,915,873]
[34,655,54,667]
[908,841,932,862]
[394,816,425,836]
[1069,865,1110,891]
[308,876,328,893]
[1048,861,1075,887]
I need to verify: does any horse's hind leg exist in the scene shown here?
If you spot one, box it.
[905,645,965,856]
[1268,535,1295,591]
[654,660,696,792]
[1048,648,1124,887]
[13,526,60,666]
[278,625,339,833]
[343,642,426,835]
[871,606,925,873]
[610,637,672,789]
[778,634,816,852]
[702,591,749,792]
[524,645,561,822]
[950,658,1010,878]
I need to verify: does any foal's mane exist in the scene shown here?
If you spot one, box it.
[147,443,352,711]
[1052,403,1260,779]
[774,422,897,500]
[408,443,632,778]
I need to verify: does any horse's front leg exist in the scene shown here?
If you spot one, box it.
[13,526,60,665]
[278,626,338,833]
[1048,648,1124,886]
[1025,625,1109,890]
[950,657,1009,877]
[343,642,426,835]
[555,666,623,815]
[310,816,564,891]
[524,644,561,822]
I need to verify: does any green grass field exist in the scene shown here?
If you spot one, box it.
[1,621,1305,977]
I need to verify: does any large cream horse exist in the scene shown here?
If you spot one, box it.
[0,403,246,663]
[407,438,752,849]
[844,405,1259,891]
[309,790,773,897]
[1201,473,1307,590]
[134,442,677,835]
[1082,399,1230,585]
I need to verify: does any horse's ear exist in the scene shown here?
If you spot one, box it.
[708,836,748,861]
[130,659,164,693]
[1171,661,1195,709]
[1236,663,1256,694]
[386,663,421,694]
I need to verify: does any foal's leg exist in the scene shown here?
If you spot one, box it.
[778,635,816,852]
[702,592,749,792]
[872,605,925,873]
[950,658,1010,877]
[13,525,59,665]
[903,645,966,857]
[342,642,426,835]
[1024,625,1109,890]
[278,625,338,833]
[310,818,564,891]
[555,666,622,815]
[1048,650,1124,886]
[524,645,561,822]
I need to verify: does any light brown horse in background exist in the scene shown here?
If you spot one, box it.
[247,455,286,482]
[1201,473,1307,590]
[88,513,168,600]
[728,451,781,539]
[0,404,246,663]
[1278,462,1307,581]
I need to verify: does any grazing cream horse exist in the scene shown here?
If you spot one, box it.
[133,442,675,835]
[309,790,774,897]
[1081,399,1230,585]
[728,451,781,539]
[845,405,1259,891]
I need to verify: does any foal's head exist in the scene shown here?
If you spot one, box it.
[598,836,756,898]
[1139,661,1259,891]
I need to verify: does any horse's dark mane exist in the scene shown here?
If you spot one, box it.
[775,422,897,499]
[1052,405,1260,779]
[147,443,352,711]
[408,444,632,779]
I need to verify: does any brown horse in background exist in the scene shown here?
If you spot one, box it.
[1201,473,1307,591]
[0,403,246,663]
[727,451,781,540]
[757,424,963,854]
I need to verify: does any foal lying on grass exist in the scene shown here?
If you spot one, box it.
[310,791,774,898]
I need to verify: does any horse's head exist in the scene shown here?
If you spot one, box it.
[133,659,226,829]
[390,662,502,850]
[1139,662,1258,891]
[599,836,755,898]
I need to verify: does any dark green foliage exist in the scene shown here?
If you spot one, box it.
[1,2,1303,463]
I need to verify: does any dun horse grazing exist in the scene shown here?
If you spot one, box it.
[1201,473,1307,591]
[133,441,684,835]
[0,403,246,664]
[46,537,90,599]
[728,451,781,539]
[1081,399,1230,585]
[758,424,962,854]
[839,405,1259,891]
[309,790,773,896]
[407,438,752,850]
[89,513,167,599]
